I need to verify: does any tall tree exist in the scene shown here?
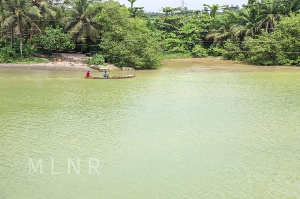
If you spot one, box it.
[62,0,98,44]
[127,0,137,10]
[206,14,234,45]
[1,0,41,55]
[257,0,282,33]
[230,8,260,39]
[203,4,220,17]
[30,0,57,33]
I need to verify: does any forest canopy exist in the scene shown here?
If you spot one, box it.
[0,0,299,67]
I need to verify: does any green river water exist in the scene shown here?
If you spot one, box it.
[0,59,300,198]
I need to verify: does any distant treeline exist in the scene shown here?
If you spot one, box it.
[0,0,299,67]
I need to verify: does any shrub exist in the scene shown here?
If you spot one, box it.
[84,54,105,65]
[222,39,244,60]
[208,46,223,57]
[0,47,17,63]
[192,45,208,58]
[35,27,75,54]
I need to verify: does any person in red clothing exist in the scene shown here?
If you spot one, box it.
[86,70,91,78]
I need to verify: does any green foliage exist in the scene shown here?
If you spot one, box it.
[0,46,17,63]
[11,39,35,57]
[208,46,223,57]
[0,0,300,66]
[93,1,162,69]
[221,39,244,60]
[243,14,300,65]
[0,37,6,48]
[84,54,105,65]
[243,34,280,65]
[13,57,49,64]
[149,14,212,55]
[192,45,208,58]
[162,53,192,59]
[35,27,75,54]
[1,0,41,56]
[0,39,36,63]
[62,0,99,44]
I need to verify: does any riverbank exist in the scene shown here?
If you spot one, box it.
[1,57,299,71]
[0,60,119,71]
[163,57,300,72]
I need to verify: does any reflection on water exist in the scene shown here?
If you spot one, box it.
[0,59,300,198]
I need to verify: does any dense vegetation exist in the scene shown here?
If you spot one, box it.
[0,0,299,67]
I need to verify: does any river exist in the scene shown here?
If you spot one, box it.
[0,59,299,198]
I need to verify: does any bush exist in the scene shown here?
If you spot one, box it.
[84,54,105,65]
[243,35,281,65]
[222,39,244,60]
[11,39,35,57]
[208,46,223,57]
[35,27,75,54]
[93,1,162,69]
[239,14,300,66]
[192,45,208,58]
[0,46,17,63]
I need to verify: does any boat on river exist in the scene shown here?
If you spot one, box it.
[85,75,136,79]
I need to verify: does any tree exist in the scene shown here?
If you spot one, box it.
[30,0,57,33]
[206,13,235,45]
[203,4,220,17]
[62,0,98,44]
[35,27,75,54]
[127,0,137,10]
[93,1,162,69]
[257,0,282,33]
[282,0,300,15]
[230,8,260,39]
[1,0,41,56]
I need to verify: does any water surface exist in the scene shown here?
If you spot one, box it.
[0,59,300,198]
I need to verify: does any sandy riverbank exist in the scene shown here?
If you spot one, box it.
[0,61,119,71]
[1,58,299,71]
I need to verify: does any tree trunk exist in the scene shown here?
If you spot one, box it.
[11,29,13,48]
[30,23,33,47]
[20,33,23,57]
[19,23,23,57]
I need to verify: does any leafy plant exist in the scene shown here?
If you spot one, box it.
[84,54,105,65]
[0,46,17,63]
[94,1,162,69]
[35,27,75,54]
[221,39,243,60]
[192,45,208,58]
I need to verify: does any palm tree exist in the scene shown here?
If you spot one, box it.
[230,8,260,39]
[127,0,137,10]
[284,0,300,15]
[30,0,57,33]
[0,0,4,25]
[1,0,41,55]
[257,0,282,33]
[203,4,220,17]
[63,0,98,44]
[162,7,173,17]
[206,14,233,45]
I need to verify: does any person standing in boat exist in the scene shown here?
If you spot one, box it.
[103,71,109,78]
[86,70,91,78]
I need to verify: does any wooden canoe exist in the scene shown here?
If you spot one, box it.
[85,75,136,79]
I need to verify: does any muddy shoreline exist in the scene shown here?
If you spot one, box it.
[0,58,299,71]
[0,61,120,71]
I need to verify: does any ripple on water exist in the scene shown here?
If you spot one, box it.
[0,65,300,198]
